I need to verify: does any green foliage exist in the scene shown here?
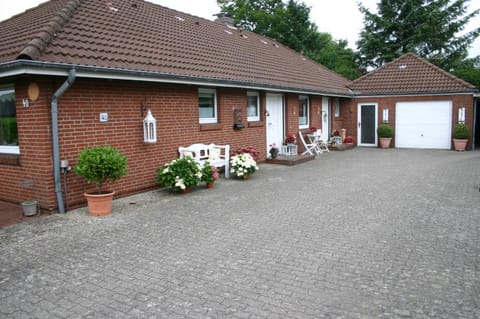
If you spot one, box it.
[157,157,202,191]
[357,0,480,71]
[453,57,480,88]
[453,124,469,139]
[377,124,394,138]
[0,117,18,145]
[201,161,219,183]
[217,0,360,80]
[74,146,128,194]
[308,35,361,80]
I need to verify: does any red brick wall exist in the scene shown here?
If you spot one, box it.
[8,74,472,212]
[0,77,273,211]
[0,77,57,210]
[345,95,476,148]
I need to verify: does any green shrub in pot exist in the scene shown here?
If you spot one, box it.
[74,146,128,194]
[453,124,469,139]
[377,124,393,138]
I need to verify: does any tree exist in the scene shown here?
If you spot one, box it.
[454,57,480,88]
[357,0,480,71]
[217,0,361,79]
[217,0,316,52]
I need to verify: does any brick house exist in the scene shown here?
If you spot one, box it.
[0,0,478,213]
[0,0,352,212]
[346,53,478,149]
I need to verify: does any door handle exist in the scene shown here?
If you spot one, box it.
[358,122,361,128]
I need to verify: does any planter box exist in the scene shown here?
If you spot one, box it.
[21,200,38,217]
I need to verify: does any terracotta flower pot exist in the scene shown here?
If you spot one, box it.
[206,182,215,188]
[379,137,392,149]
[179,186,192,194]
[453,139,468,151]
[84,191,115,216]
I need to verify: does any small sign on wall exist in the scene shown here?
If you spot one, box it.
[99,112,108,123]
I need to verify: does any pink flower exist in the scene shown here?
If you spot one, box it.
[212,172,219,180]
[211,166,217,172]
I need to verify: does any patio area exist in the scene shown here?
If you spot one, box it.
[1,149,479,318]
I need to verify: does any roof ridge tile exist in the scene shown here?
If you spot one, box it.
[17,0,81,60]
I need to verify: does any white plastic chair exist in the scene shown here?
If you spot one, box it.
[298,132,316,155]
[316,129,330,153]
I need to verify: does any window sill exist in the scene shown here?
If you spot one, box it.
[200,123,224,131]
[0,153,20,166]
[248,121,264,128]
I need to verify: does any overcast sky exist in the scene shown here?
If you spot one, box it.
[1,0,479,57]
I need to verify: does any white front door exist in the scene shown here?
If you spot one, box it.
[358,103,378,147]
[322,97,330,139]
[266,94,284,153]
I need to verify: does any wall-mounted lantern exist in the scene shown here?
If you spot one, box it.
[458,107,465,124]
[143,109,157,143]
[382,108,389,123]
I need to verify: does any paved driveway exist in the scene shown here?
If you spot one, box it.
[1,149,479,318]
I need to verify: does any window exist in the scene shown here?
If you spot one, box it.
[334,99,340,117]
[199,88,217,124]
[247,92,260,121]
[299,95,309,128]
[0,85,19,155]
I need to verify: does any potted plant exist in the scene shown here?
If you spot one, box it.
[21,200,38,217]
[157,156,203,193]
[201,161,219,188]
[74,146,128,216]
[377,124,394,148]
[453,123,469,151]
[343,136,355,145]
[233,146,260,161]
[230,153,258,179]
[285,133,296,145]
[269,142,279,159]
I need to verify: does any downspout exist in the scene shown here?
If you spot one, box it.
[52,69,76,214]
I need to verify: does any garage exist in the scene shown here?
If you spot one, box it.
[395,101,452,149]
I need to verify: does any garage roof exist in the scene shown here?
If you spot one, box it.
[349,53,478,96]
[0,0,351,96]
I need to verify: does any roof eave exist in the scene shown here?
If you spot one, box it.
[0,60,352,98]
[352,90,479,98]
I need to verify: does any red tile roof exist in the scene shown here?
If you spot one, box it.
[0,0,351,96]
[349,53,477,95]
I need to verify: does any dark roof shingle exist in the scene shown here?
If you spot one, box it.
[349,53,476,95]
[0,0,351,95]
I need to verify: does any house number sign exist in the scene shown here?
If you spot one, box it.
[99,112,109,123]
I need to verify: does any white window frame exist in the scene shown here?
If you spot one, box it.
[198,88,217,124]
[299,95,309,129]
[247,91,260,122]
[334,99,340,117]
[0,85,19,155]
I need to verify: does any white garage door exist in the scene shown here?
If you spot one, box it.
[395,101,452,149]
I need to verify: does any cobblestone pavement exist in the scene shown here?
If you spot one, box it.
[1,149,479,319]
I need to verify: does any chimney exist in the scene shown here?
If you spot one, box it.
[214,13,235,27]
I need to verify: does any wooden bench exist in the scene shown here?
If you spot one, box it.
[178,143,230,178]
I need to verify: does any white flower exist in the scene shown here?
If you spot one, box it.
[175,177,185,190]
[162,168,169,174]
